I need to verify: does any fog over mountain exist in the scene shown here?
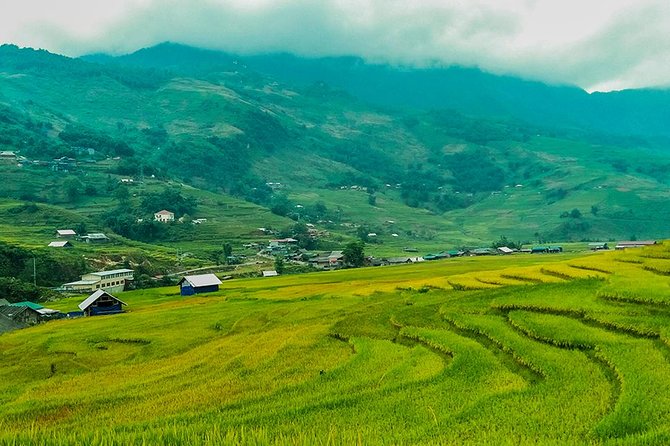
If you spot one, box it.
[2,0,670,92]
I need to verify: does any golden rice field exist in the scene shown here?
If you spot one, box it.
[3,245,670,444]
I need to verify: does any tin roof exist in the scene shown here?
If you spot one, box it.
[178,273,222,288]
[79,290,127,311]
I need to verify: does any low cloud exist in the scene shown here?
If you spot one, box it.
[2,0,670,91]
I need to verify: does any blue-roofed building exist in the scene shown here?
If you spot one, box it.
[178,274,222,296]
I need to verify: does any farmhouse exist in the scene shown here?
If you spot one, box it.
[56,229,76,238]
[78,290,127,316]
[48,240,73,248]
[497,246,514,254]
[0,151,17,163]
[154,210,175,222]
[0,305,42,325]
[262,270,279,277]
[309,251,345,270]
[81,233,109,243]
[615,240,657,250]
[62,268,134,293]
[588,242,609,251]
[178,273,222,296]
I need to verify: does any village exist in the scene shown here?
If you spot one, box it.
[0,215,657,334]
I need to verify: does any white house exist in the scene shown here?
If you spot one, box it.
[62,269,134,293]
[154,210,175,222]
[56,229,76,238]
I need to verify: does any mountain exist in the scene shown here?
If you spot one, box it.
[89,43,670,139]
[1,42,670,255]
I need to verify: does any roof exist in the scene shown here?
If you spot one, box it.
[588,242,608,246]
[11,301,44,310]
[85,233,109,239]
[63,279,100,286]
[155,210,174,215]
[0,305,40,318]
[270,238,298,243]
[0,298,11,306]
[497,247,514,253]
[177,273,222,288]
[262,270,279,277]
[0,151,16,156]
[87,269,134,277]
[79,290,127,311]
[617,240,656,246]
[56,229,76,236]
[48,241,72,247]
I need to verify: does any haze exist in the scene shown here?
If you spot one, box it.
[1,0,670,91]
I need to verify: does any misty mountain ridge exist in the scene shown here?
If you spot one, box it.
[85,42,670,139]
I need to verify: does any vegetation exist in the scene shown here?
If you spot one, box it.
[1,242,670,443]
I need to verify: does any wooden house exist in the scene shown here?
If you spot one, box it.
[0,305,42,325]
[178,274,222,296]
[78,290,127,316]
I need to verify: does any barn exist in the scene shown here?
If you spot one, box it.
[178,274,222,296]
[78,290,127,316]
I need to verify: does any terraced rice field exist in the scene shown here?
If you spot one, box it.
[2,245,670,444]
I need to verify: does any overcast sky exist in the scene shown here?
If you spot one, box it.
[1,0,669,91]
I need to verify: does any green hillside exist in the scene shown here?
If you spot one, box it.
[3,243,670,443]
[1,43,670,281]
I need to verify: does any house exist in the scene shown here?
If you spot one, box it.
[469,248,495,256]
[62,269,134,293]
[78,290,127,316]
[615,240,657,250]
[154,210,175,223]
[309,251,345,270]
[0,305,42,325]
[81,233,109,243]
[386,257,416,265]
[548,246,563,253]
[267,238,299,255]
[262,270,279,277]
[531,246,550,254]
[178,274,222,296]
[56,229,76,238]
[11,301,44,311]
[0,151,17,163]
[497,246,514,255]
[48,240,73,248]
[588,242,609,251]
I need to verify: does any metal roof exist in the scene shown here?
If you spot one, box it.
[48,241,72,247]
[56,229,76,235]
[11,301,44,310]
[63,279,100,286]
[178,273,222,288]
[87,269,134,277]
[79,290,127,311]
[155,210,174,215]
[262,270,279,277]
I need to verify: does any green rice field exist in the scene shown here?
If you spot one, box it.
[2,244,670,444]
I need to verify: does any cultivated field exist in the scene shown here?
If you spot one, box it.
[2,245,670,444]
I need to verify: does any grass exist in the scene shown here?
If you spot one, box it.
[2,237,670,443]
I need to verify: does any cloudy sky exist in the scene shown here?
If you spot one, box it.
[1,0,669,91]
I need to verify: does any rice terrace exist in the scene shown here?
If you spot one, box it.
[2,244,670,445]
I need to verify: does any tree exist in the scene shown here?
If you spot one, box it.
[343,241,365,268]
[64,178,84,202]
[368,194,377,206]
[223,242,233,264]
[274,256,285,274]
[570,208,582,219]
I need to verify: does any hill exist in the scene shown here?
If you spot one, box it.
[3,243,670,443]
[1,42,670,271]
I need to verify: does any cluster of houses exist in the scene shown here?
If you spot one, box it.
[47,229,110,248]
